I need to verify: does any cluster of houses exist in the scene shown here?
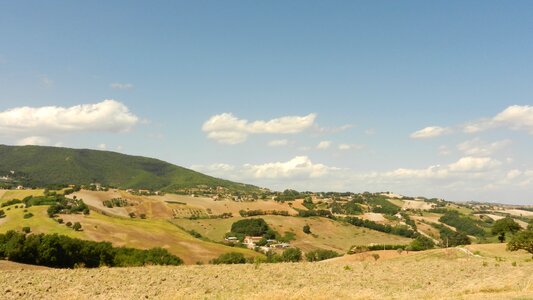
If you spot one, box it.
[225,236,290,253]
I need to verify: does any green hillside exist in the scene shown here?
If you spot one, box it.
[0,145,259,192]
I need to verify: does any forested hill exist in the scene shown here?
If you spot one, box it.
[0,145,258,192]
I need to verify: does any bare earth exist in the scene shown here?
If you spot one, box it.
[1,256,532,299]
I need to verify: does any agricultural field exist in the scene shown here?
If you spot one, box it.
[0,201,259,264]
[0,189,45,204]
[1,248,532,299]
[175,215,413,253]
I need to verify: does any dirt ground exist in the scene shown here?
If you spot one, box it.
[1,255,531,299]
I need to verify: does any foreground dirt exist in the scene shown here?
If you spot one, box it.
[1,256,532,300]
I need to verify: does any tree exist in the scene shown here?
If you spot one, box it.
[409,235,435,251]
[303,225,311,234]
[72,222,82,231]
[22,227,31,234]
[492,217,522,241]
[507,230,533,258]
[230,218,270,237]
[305,249,340,262]
[281,248,302,262]
[210,252,246,264]
[0,209,5,218]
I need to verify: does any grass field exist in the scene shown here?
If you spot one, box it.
[175,215,413,253]
[0,189,45,204]
[1,253,531,299]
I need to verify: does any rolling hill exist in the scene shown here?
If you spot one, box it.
[0,145,259,192]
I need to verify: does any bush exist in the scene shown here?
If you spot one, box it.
[57,218,63,224]
[210,252,246,264]
[409,235,435,251]
[305,249,340,262]
[72,222,82,231]
[22,227,31,234]
[66,221,73,227]
[303,225,311,234]
[439,211,485,237]
[281,248,302,262]
[0,209,5,218]
[23,212,34,219]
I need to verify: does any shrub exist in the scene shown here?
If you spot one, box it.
[23,212,34,219]
[210,252,246,264]
[22,227,31,234]
[305,249,340,262]
[0,209,5,218]
[72,222,82,231]
[57,218,63,224]
[66,221,72,227]
[139,214,146,219]
[281,248,302,262]
[372,253,380,261]
[409,235,435,251]
[303,225,311,234]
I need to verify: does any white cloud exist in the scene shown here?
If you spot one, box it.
[493,105,533,133]
[244,156,334,179]
[110,83,134,90]
[313,124,353,134]
[316,140,332,150]
[268,139,289,147]
[0,100,139,135]
[448,156,501,172]
[97,143,107,150]
[457,138,511,156]
[380,156,501,179]
[464,105,533,134]
[365,128,376,135]
[191,163,236,173]
[202,112,316,144]
[16,136,51,146]
[410,126,451,139]
[338,143,364,151]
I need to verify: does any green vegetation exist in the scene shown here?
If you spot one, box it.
[366,195,400,215]
[0,145,260,192]
[408,235,435,251]
[230,218,270,237]
[280,247,302,262]
[305,249,340,261]
[507,229,533,258]
[102,198,130,208]
[344,217,417,238]
[209,252,247,264]
[303,224,311,234]
[492,217,522,242]
[0,230,183,268]
[430,223,471,247]
[438,211,485,237]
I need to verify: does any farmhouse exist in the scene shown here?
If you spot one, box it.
[243,236,263,248]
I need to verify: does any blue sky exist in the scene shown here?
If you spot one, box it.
[1,1,532,204]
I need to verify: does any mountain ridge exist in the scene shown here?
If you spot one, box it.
[0,144,259,192]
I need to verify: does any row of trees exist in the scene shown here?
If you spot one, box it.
[344,217,418,238]
[0,230,183,268]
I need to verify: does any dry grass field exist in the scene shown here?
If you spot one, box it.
[1,251,532,300]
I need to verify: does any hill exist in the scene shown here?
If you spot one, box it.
[0,145,259,192]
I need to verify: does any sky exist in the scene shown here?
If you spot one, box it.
[0,1,532,204]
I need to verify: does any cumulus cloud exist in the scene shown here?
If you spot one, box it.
[410,126,451,139]
[110,83,134,90]
[464,105,533,134]
[97,144,107,150]
[243,156,334,179]
[268,139,289,147]
[192,156,336,181]
[16,136,51,146]
[457,138,511,156]
[316,140,332,150]
[448,156,501,172]
[202,113,316,144]
[0,100,139,135]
